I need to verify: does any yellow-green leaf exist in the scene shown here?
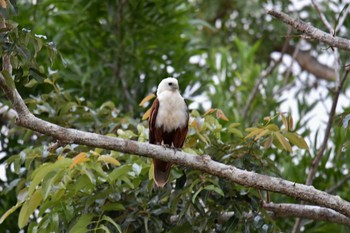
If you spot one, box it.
[266,124,279,131]
[139,93,156,107]
[228,127,243,138]
[275,132,292,152]
[254,129,270,140]
[24,79,38,88]
[142,107,152,120]
[245,128,264,139]
[0,202,22,224]
[18,189,43,228]
[284,132,309,150]
[230,122,240,128]
[98,155,121,166]
[245,127,258,132]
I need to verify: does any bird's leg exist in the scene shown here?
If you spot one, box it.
[160,141,171,150]
[170,143,182,154]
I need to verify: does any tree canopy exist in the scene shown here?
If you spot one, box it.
[1,0,350,232]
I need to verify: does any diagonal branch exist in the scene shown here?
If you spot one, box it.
[2,71,350,220]
[263,203,350,226]
[311,0,333,34]
[267,9,350,51]
[306,68,350,186]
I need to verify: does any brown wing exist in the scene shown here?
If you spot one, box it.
[149,98,162,144]
[173,107,189,148]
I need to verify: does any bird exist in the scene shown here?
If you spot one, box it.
[148,78,189,187]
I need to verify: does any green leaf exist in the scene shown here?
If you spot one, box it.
[228,127,243,138]
[245,128,263,139]
[0,202,23,224]
[101,215,122,233]
[265,124,279,131]
[18,189,43,228]
[203,184,224,196]
[28,158,71,196]
[41,171,57,200]
[192,187,204,203]
[108,164,132,183]
[275,132,292,152]
[24,78,38,88]
[34,37,43,56]
[284,132,309,150]
[69,214,94,233]
[254,129,270,140]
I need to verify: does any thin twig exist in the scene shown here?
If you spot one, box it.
[326,173,350,194]
[268,9,350,51]
[306,68,350,185]
[311,0,334,34]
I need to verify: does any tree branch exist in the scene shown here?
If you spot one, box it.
[2,74,350,221]
[263,203,350,226]
[279,44,336,81]
[306,68,350,186]
[267,9,350,51]
[311,0,333,34]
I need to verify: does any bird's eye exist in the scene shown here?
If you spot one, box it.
[168,82,173,86]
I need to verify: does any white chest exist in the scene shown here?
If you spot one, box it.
[156,91,187,132]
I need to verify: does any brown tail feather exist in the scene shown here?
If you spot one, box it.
[153,159,172,187]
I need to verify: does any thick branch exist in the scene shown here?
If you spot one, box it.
[268,9,350,51]
[1,78,350,219]
[264,203,350,226]
[276,45,336,81]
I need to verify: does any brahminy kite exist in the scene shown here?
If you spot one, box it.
[149,78,189,187]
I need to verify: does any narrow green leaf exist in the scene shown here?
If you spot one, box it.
[18,189,43,228]
[41,171,57,200]
[265,124,279,131]
[228,127,243,138]
[203,185,224,196]
[254,129,270,140]
[275,132,292,152]
[29,158,71,195]
[69,214,94,233]
[98,224,111,233]
[192,187,204,203]
[102,215,122,232]
[108,165,132,183]
[244,128,264,139]
[0,202,23,224]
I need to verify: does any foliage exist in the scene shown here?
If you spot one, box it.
[1,0,350,232]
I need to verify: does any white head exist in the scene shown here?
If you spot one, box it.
[156,78,180,96]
